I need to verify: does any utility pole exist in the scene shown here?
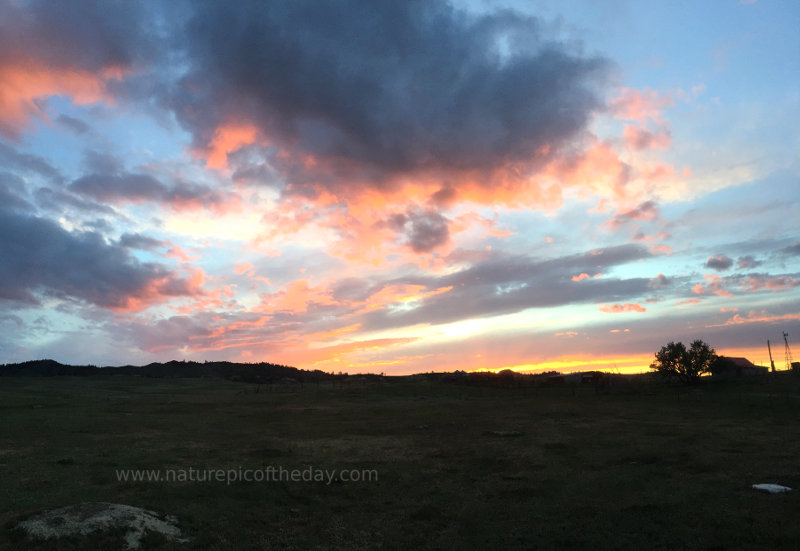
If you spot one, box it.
[767,340,775,373]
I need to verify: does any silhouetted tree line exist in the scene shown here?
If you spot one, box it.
[427,369,610,388]
[0,359,338,383]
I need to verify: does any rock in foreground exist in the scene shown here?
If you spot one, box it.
[17,502,187,549]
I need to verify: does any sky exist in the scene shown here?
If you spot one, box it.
[0,0,798,374]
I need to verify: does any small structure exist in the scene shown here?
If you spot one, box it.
[712,357,767,377]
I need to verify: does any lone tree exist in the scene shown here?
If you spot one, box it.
[650,340,718,384]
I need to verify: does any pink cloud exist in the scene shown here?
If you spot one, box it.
[610,87,674,123]
[112,269,207,313]
[692,274,733,298]
[234,263,255,276]
[166,244,200,263]
[623,125,671,151]
[707,310,800,327]
[598,303,646,313]
[741,276,799,292]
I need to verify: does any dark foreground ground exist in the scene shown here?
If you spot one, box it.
[1,373,799,550]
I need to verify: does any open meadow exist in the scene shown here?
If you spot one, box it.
[1,373,799,550]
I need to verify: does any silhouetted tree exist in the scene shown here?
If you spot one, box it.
[650,340,717,384]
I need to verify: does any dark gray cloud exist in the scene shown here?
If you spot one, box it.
[0,142,62,181]
[0,0,159,73]
[736,255,761,270]
[649,273,669,289]
[70,173,165,202]
[389,209,450,253]
[359,244,652,329]
[0,206,197,309]
[56,114,92,135]
[82,150,124,174]
[34,186,116,215]
[3,0,612,195]
[174,0,610,185]
[780,242,800,257]
[407,211,450,253]
[0,172,35,212]
[429,185,458,208]
[331,277,375,303]
[116,314,214,354]
[119,233,166,250]
[112,309,306,356]
[705,254,733,271]
[69,171,224,209]
[68,151,227,208]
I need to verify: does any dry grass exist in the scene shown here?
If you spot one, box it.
[1,374,799,549]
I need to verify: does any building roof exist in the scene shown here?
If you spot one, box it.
[724,357,757,369]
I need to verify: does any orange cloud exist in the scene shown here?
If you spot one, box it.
[300,337,419,367]
[599,303,646,313]
[571,272,602,282]
[198,122,262,170]
[0,59,122,138]
[230,113,686,268]
[302,324,361,343]
[264,279,340,313]
[547,140,630,200]
[357,284,453,314]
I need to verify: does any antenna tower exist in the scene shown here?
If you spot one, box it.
[784,332,795,372]
[767,340,775,373]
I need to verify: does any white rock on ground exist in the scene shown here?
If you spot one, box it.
[17,502,187,549]
[752,483,792,493]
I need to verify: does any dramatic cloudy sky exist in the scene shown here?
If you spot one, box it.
[1,0,798,373]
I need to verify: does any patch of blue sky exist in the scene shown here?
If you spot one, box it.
[38,96,189,174]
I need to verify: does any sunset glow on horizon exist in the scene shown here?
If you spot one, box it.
[0,0,798,374]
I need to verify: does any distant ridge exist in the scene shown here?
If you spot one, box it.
[0,359,339,383]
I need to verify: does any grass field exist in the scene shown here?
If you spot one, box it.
[1,374,799,550]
